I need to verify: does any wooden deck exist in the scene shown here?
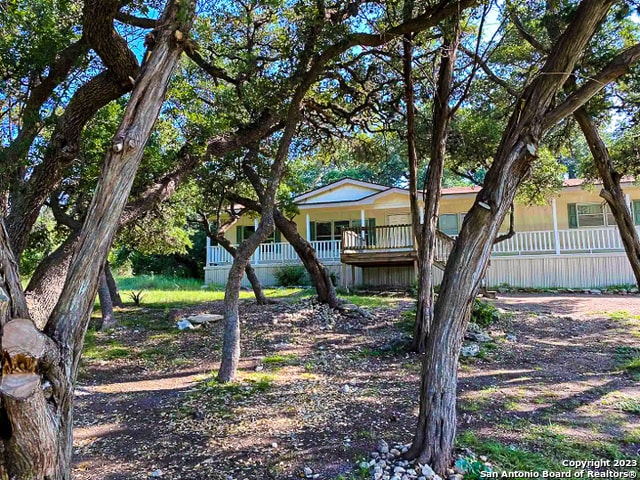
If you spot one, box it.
[340,225,454,269]
[340,248,417,267]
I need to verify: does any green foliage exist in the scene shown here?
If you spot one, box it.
[454,456,493,480]
[274,265,310,286]
[128,291,145,307]
[20,209,67,276]
[471,300,501,328]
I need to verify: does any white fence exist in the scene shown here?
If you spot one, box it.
[207,239,341,266]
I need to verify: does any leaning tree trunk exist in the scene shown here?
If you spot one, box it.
[96,270,117,330]
[25,233,79,329]
[104,262,124,307]
[273,209,341,308]
[0,3,196,478]
[573,108,640,287]
[407,1,615,472]
[233,163,341,308]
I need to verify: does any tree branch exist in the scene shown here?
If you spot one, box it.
[544,42,640,129]
[459,45,518,97]
[114,11,158,29]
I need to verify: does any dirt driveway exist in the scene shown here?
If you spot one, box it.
[72,293,640,479]
[493,292,640,316]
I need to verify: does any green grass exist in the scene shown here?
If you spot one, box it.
[617,397,640,414]
[83,334,131,360]
[458,427,629,475]
[262,354,300,365]
[614,346,640,380]
[113,275,307,308]
[339,294,397,308]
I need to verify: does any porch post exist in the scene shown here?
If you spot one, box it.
[306,213,311,241]
[254,217,260,264]
[206,235,211,266]
[419,206,424,224]
[360,209,365,227]
[626,193,632,213]
[552,198,560,255]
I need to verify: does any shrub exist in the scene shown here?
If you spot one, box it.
[471,299,501,328]
[274,265,309,286]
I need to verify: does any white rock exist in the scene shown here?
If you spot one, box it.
[341,303,359,311]
[270,442,277,448]
[390,448,401,457]
[176,319,195,330]
[150,470,163,478]
[421,464,436,479]
[185,314,223,324]
[341,384,351,394]
[460,344,480,357]
[303,466,313,477]
[377,439,390,454]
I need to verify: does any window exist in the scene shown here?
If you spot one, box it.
[334,220,350,239]
[315,222,332,241]
[568,202,617,228]
[438,214,460,236]
[236,225,255,242]
[634,200,640,225]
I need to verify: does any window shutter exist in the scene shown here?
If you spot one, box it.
[309,222,316,241]
[634,200,640,225]
[568,203,578,229]
[236,225,243,243]
[274,229,281,243]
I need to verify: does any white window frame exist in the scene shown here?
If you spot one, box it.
[576,202,616,228]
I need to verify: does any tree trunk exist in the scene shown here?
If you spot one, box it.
[407,1,615,472]
[216,235,271,305]
[408,15,461,353]
[97,271,117,330]
[218,211,275,382]
[25,234,79,329]
[274,210,341,308]
[573,108,640,287]
[104,262,124,307]
[0,3,196,477]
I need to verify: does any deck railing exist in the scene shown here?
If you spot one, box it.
[342,224,414,250]
[206,226,639,266]
[207,239,341,266]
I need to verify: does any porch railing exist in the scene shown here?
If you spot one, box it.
[342,224,414,250]
[207,239,341,266]
[207,226,639,267]
[492,226,639,256]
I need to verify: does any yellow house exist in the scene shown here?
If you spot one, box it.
[204,178,640,289]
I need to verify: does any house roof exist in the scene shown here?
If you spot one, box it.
[293,176,638,208]
[293,177,387,203]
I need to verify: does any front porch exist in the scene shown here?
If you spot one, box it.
[204,225,640,289]
[206,224,639,267]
